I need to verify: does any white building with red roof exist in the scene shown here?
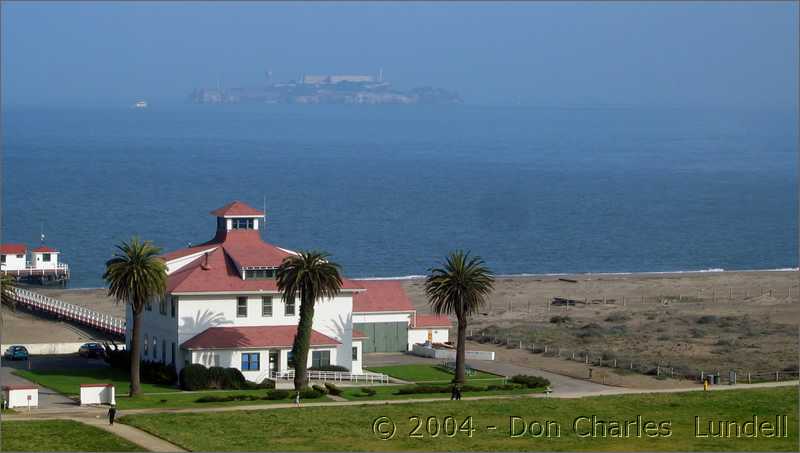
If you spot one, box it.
[133,201,449,383]
[1,243,69,283]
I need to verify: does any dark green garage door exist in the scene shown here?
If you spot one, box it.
[354,322,408,352]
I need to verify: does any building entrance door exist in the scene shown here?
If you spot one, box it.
[269,350,280,374]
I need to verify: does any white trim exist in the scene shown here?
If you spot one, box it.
[353,310,416,314]
[172,289,363,296]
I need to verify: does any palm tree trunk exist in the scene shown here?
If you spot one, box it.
[129,309,143,397]
[292,295,315,391]
[454,317,467,385]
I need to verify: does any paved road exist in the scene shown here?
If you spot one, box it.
[0,359,77,410]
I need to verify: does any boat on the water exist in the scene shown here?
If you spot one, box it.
[133,100,148,109]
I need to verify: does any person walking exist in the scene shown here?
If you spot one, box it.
[455,384,462,401]
[108,404,117,425]
[450,385,457,400]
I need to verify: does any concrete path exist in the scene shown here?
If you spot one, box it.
[364,352,614,394]
[466,359,612,394]
[0,361,77,410]
[79,416,187,452]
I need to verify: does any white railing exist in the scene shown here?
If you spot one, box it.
[11,287,125,337]
[270,369,390,384]
[1,263,69,276]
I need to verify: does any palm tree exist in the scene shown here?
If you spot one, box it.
[103,237,167,397]
[425,250,494,385]
[276,251,343,390]
[1,274,18,309]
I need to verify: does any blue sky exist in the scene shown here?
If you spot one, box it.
[2,1,797,108]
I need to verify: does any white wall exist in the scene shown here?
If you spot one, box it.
[190,346,338,383]
[128,297,179,369]
[172,292,356,373]
[352,312,412,324]
[31,252,59,270]
[1,253,27,271]
[408,328,449,349]
[3,388,38,408]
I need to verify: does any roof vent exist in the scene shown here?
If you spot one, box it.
[201,252,211,271]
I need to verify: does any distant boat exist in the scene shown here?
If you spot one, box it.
[133,100,148,109]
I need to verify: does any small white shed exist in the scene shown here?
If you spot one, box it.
[31,246,59,270]
[79,383,116,406]
[2,385,39,409]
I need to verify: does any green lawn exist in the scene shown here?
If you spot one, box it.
[121,387,798,451]
[1,420,144,452]
[13,368,179,396]
[340,385,543,401]
[366,364,504,384]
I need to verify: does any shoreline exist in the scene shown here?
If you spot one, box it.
[51,267,800,290]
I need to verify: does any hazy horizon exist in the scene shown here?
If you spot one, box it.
[2,1,798,109]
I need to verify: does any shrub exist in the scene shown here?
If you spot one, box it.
[196,394,259,403]
[697,315,719,324]
[510,375,550,389]
[604,312,630,323]
[549,315,571,324]
[487,383,522,391]
[308,365,349,372]
[206,367,229,389]
[324,382,342,396]
[140,360,177,385]
[180,364,210,390]
[224,368,246,389]
[265,389,290,400]
[104,348,130,370]
[299,389,323,399]
[394,385,485,395]
[359,387,376,396]
[248,378,275,390]
[312,384,328,394]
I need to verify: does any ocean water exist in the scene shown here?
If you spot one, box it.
[1,104,797,288]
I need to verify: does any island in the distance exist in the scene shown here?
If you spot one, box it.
[189,70,462,105]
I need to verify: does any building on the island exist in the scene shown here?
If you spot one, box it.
[131,201,449,383]
[0,243,69,284]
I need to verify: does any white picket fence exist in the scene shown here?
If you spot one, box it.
[270,369,390,384]
[11,287,126,337]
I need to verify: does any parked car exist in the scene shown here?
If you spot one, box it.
[78,342,106,358]
[3,345,29,361]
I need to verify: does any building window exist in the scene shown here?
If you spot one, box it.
[161,340,166,363]
[285,299,296,316]
[312,350,330,368]
[262,296,273,317]
[232,218,254,229]
[146,300,152,311]
[1,255,6,263]
[144,334,149,354]
[171,342,176,366]
[170,296,177,318]
[16,254,23,259]
[159,297,167,315]
[153,336,157,358]
[287,351,295,368]
[237,297,248,317]
[42,253,51,262]
[241,352,260,371]
[352,346,358,361]
[245,268,276,279]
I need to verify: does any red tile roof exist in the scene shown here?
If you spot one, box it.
[32,246,57,253]
[164,203,364,294]
[352,280,415,313]
[413,314,451,328]
[181,325,340,350]
[0,244,27,254]
[210,201,265,217]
